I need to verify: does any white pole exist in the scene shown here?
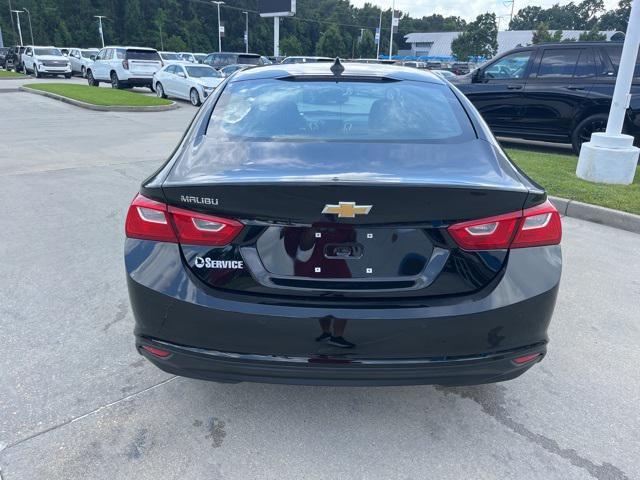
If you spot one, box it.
[376,11,382,59]
[12,10,23,46]
[243,11,249,53]
[94,16,106,48]
[575,0,640,185]
[607,0,640,135]
[212,1,224,52]
[388,0,395,58]
[274,17,280,57]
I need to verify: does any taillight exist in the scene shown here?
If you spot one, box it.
[125,194,243,246]
[122,59,129,69]
[448,200,561,250]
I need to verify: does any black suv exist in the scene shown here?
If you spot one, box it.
[4,46,26,73]
[0,47,10,68]
[202,52,264,70]
[452,41,638,153]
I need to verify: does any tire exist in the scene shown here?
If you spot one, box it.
[81,66,86,78]
[64,73,72,79]
[34,65,41,78]
[156,82,167,99]
[571,114,608,154]
[87,70,99,87]
[110,71,122,89]
[190,88,201,107]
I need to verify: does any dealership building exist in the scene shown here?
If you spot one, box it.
[399,30,625,61]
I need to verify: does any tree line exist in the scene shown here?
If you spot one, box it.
[0,0,632,59]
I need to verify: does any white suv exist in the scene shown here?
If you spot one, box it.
[68,48,99,77]
[22,46,72,78]
[86,46,163,89]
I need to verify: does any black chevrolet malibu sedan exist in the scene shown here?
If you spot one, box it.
[125,61,562,386]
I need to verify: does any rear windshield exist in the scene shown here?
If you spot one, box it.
[161,52,181,60]
[207,79,474,143]
[35,48,62,56]
[237,55,262,65]
[186,66,222,78]
[126,49,161,61]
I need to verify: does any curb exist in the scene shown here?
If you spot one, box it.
[549,195,640,234]
[19,86,179,112]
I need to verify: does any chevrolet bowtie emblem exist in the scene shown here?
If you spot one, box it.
[322,201,372,218]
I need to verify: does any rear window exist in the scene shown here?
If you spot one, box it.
[237,55,262,65]
[537,48,580,78]
[126,49,161,61]
[161,53,181,60]
[206,79,474,143]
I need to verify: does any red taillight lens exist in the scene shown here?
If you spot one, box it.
[513,353,541,365]
[448,200,561,250]
[168,206,244,246]
[125,194,243,246]
[122,59,129,69]
[141,345,171,358]
[125,194,177,243]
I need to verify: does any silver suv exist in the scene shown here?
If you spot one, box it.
[86,46,163,89]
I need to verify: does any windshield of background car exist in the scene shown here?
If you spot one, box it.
[186,66,222,78]
[35,48,62,56]
[206,79,475,143]
[81,50,97,58]
[126,50,161,61]
[161,53,181,60]
[237,55,262,65]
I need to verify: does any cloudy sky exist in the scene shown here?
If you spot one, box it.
[350,0,620,25]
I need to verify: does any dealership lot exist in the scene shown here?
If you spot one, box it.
[1,90,639,480]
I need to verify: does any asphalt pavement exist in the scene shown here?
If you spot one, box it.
[0,89,639,480]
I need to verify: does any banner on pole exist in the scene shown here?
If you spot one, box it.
[375,27,380,44]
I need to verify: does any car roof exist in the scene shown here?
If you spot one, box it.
[230,61,446,85]
[103,46,158,51]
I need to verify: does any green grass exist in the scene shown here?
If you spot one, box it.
[507,148,640,215]
[24,83,172,107]
[0,69,26,78]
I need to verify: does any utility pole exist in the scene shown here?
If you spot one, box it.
[576,0,640,185]
[23,7,34,45]
[11,10,23,46]
[388,0,395,58]
[212,1,224,52]
[8,0,16,42]
[273,17,279,57]
[243,11,248,53]
[376,10,382,59]
[94,15,107,48]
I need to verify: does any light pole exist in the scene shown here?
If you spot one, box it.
[576,0,640,185]
[388,0,395,58]
[23,7,34,45]
[11,10,23,46]
[212,1,224,53]
[376,10,382,59]
[243,11,248,53]
[94,15,107,48]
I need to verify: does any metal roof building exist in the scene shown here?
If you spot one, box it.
[403,30,625,60]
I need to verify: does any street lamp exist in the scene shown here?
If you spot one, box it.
[10,10,24,46]
[212,1,224,53]
[94,15,107,48]
[22,7,34,46]
[243,11,249,54]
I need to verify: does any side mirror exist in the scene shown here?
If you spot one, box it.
[90,55,96,61]
[472,68,484,83]
[177,71,186,78]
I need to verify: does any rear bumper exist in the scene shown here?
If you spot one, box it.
[126,241,561,386]
[137,337,545,386]
[121,75,154,86]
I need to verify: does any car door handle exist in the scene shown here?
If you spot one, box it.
[506,85,523,90]
[566,86,585,91]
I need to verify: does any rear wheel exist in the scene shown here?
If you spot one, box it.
[190,88,201,107]
[571,114,608,154]
[110,71,123,89]
[81,66,86,78]
[87,70,99,87]
[156,82,167,99]
[64,73,72,79]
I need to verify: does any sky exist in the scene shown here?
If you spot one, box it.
[349,0,621,24]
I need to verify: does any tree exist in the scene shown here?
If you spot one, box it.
[451,13,498,61]
[280,36,303,56]
[579,25,607,41]
[532,23,563,44]
[356,30,376,58]
[510,0,605,30]
[597,0,631,31]
[316,24,346,58]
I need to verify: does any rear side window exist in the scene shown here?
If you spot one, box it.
[603,47,640,77]
[207,79,474,143]
[126,49,161,61]
[537,49,580,78]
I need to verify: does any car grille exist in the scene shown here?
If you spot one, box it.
[43,60,67,67]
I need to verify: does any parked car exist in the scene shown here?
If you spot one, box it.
[159,51,188,65]
[400,61,428,69]
[124,62,562,386]
[351,58,396,65]
[193,53,208,64]
[59,48,70,56]
[281,56,333,64]
[0,47,10,68]
[451,62,470,75]
[67,48,99,77]
[452,41,640,153]
[5,46,26,72]
[22,46,72,78]
[219,64,254,77]
[87,46,162,89]
[202,52,264,70]
[153,63,224,106]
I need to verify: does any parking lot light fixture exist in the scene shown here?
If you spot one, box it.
[576,0,640,185]
[10,10,24,46]
[23,8,34,45]
[212,1,224,53]
[94,15,107,48]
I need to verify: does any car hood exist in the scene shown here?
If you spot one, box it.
[197,78,223,88]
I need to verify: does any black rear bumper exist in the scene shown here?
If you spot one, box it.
[137,337,545,386]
